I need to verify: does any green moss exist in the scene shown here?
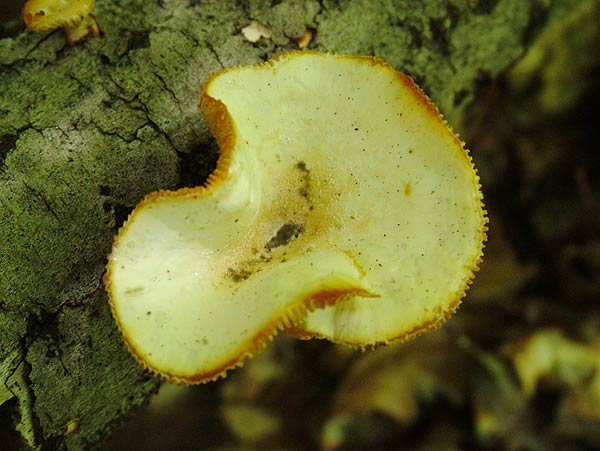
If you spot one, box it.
[26,292,160,449]
[316,0,583,119]
[243,0,321,46]
[0,312,26,376]
[1,124,178,315]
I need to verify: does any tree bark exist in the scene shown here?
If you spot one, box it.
[0,0,583,448]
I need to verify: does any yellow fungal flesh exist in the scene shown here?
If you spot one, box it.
[22,0,99,44]
[105,51,487,384]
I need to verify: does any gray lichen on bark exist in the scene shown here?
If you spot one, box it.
[0,0,583,448]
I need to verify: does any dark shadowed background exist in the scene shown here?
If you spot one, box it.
[0,2,21,23]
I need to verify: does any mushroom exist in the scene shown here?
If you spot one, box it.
[105,51,487,384]
[22,0,99,45]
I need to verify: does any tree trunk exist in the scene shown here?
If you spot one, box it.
[0,0,584,448]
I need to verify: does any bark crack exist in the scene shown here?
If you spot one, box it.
[88,119,141,144]
[152,70,182,109]
[205,41,225,69]
[21,181,61,223]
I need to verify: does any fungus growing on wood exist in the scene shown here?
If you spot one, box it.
[22,0,99,45]
[105,51,487,384]
[241,20,272,43]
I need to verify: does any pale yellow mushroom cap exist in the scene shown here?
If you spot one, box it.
[105,51,487,384]
[22,0,98,44]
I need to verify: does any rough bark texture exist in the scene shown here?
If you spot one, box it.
[0,0,583,449]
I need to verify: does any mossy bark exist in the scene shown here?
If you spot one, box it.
[0,0,583,449]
